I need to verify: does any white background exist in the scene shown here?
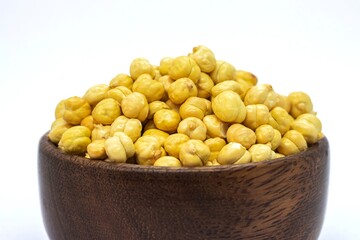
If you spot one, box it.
[1,0,359,239]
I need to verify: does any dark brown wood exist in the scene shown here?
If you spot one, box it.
[38,133,329,240]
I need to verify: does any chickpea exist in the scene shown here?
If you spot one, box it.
[58,126,91,155]
[277,130,307,156]
[249,144,274,162]
[165,99,181,113]
[153,109,181,133]
[87,139,107,160]
[210,60,236,84]
[92,124,111,141]
[168,56,201,82]
[226,124,256,149]
[109,73,133,90]
[83,84,110,107]
[110,116,142,142]
[288,91,314,118]
[148,101,170,119]
[164,133,190,159]
[129,58,155,80]
[204,137,226,162]
[190,45,216,73]
[143,119,156,131]
[143,129,169,146]
[105,132,135,163]
[159,57,174,76]
[273,94,291,112]
[255,124,282,150]
[92,98,121,125]
[121,92,149,122]
[217,142,251,165]
[203,114,229,139]
[234,70,258,86]
[134,135,163,165]
[291,113,322,144]
[211,80,247,98]
[177,117,207,141]
[196,72,214,99]
[48,118,72,144]
[168,77,198,104]
[179,139,210,167]
[106,86,132,104]
[55,99,66,119]
[80,115,96,132]
[179,97,211,120]
[132,73,165,102]
[154,156,182,167]
[269,107,294,135]
[244,84,278,110]
[243,104,270,130]
[212,90,246,123]
[62,96,91,125]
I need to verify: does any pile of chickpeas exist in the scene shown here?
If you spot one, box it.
[48,45,323,167]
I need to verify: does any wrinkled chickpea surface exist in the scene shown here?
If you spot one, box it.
[49,45,323,167]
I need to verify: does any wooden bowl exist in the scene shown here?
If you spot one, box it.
[38,133,329,240]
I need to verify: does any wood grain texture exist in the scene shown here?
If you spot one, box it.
[38,134,329,240]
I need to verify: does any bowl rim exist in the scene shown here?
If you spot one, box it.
[39,133,328,174]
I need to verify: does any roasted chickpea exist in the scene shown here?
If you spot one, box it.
[62,96,91,125]
[190,45,216,73]
[179,139,210,167]
[291,113,322,144]
[134,135,163,165]
[203,114,229,139]
[249,144,275,162]
[244,84,278,110]
[159,57,174,75]
[179,97,211,120]
[153,109,181,133]
[243,104,270,130]
[105,132,135,163]
[212,90,246,123]
[168,56,201,82]
[277,130,307,156]
[92,98,121,125]
[83,84,110,107]
[269,107,294,135]
[210,60,236,84]
[288,91,314,118]
[129,58,155,80]
[106,86,132,104]
[168,77,198,104]
[164,133,190,159]
[91,124,111,141]
[255,124,282,150]
[234,70,258,86]
[154,156,182,167]
[177,117,207,141]
[226,124,256,149]
[87,139,107,160]
[48,118,72,144]
[58,126,91,155]
[143,129,169,146]
[110,116,142,142]
[204,137,226,162]
[217,142,251,165]
[109,73,133,90]
[121,92,149,122]
[132,73,165,102]
[196,72,214,99]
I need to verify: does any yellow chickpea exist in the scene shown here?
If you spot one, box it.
[109,73,133,89]
[106,86,132,104]
[189,45,216,73]
[62,96,91,125]
[110,115,142,142]
[177,117,207,141]
[234,70,258,86]
[54,99,66,119]
[105,132,135,163]
[129,58,155,80]
[153,156,182,167]
[132,73,165,102]
[179,139,210,167]
[164,133,190,159]
[153,109,181,133]
[121,92,149,122]
[92,98,121,125]
[249,144,274,162]
[148,101,170,119]
[134,135,163,165]
[291,113,322,144]
[277,130,308,156]
[203,114,229,139]
[204,137,227,162]
[244,84,278,110]
[179,97,211,120]
[87,139,107,160]
[83,84,110,107]
[243,104,270,130]
[58,126,91,155]
[210,60,236,84]
[288,91,314,118]
[91,124,111,141]
[142,129,169,146]
[269,107,294,135]
[168,77,198,104]
[211,80,247,98]
[226,124,256,149]
[168,56,201,83]
[196,72,214,99]
[80,115,96,132]
[217,142,251,165]
[212,90,246,123]
[255,124,282,150]
[48,118,72,144]
[159,57,174,75]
